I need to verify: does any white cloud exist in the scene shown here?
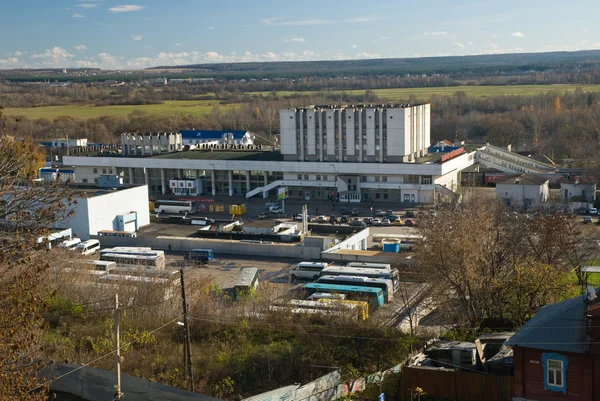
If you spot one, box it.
[108,5,144,13]
[131,35,143,41]
[207,26,214,30]
[0,57,19,66]
[262,16,384,26]
[6,51,27,57]
[174,43,182,47]
[350,44,357,49]
[75,44,87,51]
[282,37,305,43]
[72,13,86,18]
[512,32,524,37]
[425,31,447,36]
[355,52,381,59]
[373,36,387,43]
[465,41,474,46]
[31,47,75,66]
[453,42,465,49]
[76,3,98,8]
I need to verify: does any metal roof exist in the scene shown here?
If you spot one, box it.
[495,173,549,186]
[235,267,259,287]
[180,130,248,140]
[505,294,588,354]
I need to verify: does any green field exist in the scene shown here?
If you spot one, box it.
[253,84,600,101]
[6,84,600,120]
[3,99,234,120]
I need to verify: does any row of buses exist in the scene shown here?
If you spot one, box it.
[275,261,400,320]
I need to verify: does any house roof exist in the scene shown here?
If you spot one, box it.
[558,177,597,185]
[495,174,549,186]
[505,294,588,354]
[179,130,248,140]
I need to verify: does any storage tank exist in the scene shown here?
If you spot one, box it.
[382,238,400,253]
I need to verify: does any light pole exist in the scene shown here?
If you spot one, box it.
[209,163,216,196]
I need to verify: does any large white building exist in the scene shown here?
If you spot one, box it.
[280,104,430,163]
[63,104,475,204]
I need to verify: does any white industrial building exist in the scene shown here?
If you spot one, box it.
[60,185,151,240]
[180,130,255,148]
[52,138,88,149]
[63,104,475,204]
[121,133,183,156]
[495,174,549,208]
[560,177,596,203]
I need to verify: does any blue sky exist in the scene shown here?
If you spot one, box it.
[0,0,598,69]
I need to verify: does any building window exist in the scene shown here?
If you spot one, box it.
[542,353,568,394]
[375,176,380,182]
[384,193,389,200]
[93,168,97,174]
[304,174,309,180]
[361,176,367,182]
[382,176,387,182]
[297,174,302,180]
[375,193,380,199]
[323,175,327,181]
[102,168,107,174]
[82,178,88,183]
[316,175,321,180]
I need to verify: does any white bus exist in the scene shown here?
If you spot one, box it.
[58,238,82,251]
[76,239,100,255]
[290,262,329,281]
[347,262,392,271]
[99,247,165,270]
[319,266,399,293]
[154,200,195,215]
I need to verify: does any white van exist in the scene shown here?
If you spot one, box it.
[77,239,101,256]
[290,262,329,281]
[58,238,82,251]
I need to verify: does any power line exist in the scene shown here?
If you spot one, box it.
[29,315,183,393]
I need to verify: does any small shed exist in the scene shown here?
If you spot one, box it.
[559,177,596,203]
[495,174,549,208]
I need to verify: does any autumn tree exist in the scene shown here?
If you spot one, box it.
[0,110,74,400]
[415,192,576,329]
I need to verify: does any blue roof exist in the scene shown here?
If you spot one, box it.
[179,130,247,140]
[505,294,588,354]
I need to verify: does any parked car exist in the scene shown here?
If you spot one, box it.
[386,209,394,216]
[584,216,592,224]
[341,207,350,215]
[381,218,391,226]
[295,214,303,221]
[404,211,415,218]
[404,219,416,226]
[269,207,283,214]
[590,208,598,215]
[393,219,403,226]
[363,217,373,225]
[429,209,437,218]
[258,212,267,219]
[351,208,360,216]
[388,215,402,222]
[317,215,328,223]
[264,202,277,210]
[371,218,381,226]
[340,216,348,224]
[329,215,338,224]
[350,220,366,228]
[375,209,384,217]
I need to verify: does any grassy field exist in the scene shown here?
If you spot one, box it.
[6,84,600,120]
[2,99,234,120]
[252,84,600,101]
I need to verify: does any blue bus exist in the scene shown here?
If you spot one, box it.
[303,283,385,311]
[184,249,214,264]
[316,275,393,302]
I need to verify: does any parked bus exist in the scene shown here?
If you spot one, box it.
[290,262,329,281]
[319,266,399,293]
[184,249,214,264]
[76,239,100,256]
[316,275,393,302]
[347,262,392,271]
[302,283,385,311]
[58,238,81,251]
[272,299,368,321]
[99,247,165,270]
[234,268,259,300]
[154,200,195,215]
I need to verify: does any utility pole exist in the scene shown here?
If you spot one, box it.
[114,294,121,398]
[180,269,194,391]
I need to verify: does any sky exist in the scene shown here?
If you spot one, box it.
[1,0,599,70]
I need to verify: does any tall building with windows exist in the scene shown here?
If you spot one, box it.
[280,104,430,163]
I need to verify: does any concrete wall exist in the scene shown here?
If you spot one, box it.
[323,228,370,253]
[92,235,322,260]
[42,363,221,401]
[496,182,549,207]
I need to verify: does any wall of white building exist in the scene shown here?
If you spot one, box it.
[496,182,549,207]
[62,185,150,240]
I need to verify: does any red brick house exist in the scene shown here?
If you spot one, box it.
[506,291,600,401]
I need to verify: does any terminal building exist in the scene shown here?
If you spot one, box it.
[64,104,477,204]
